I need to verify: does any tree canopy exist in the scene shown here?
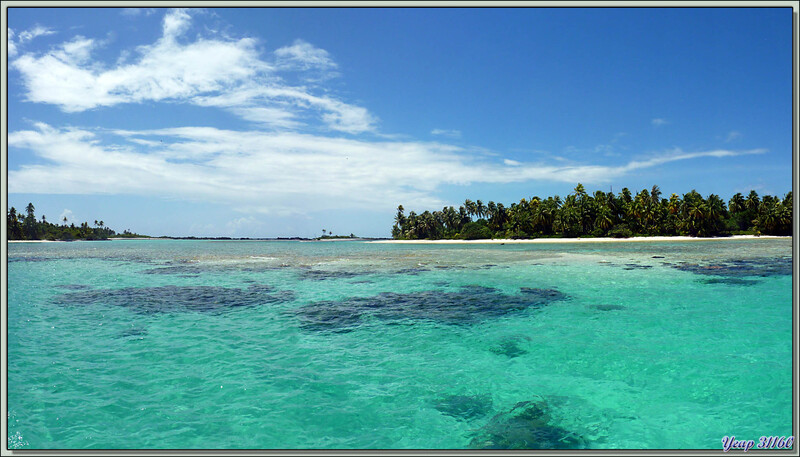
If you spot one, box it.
[7,203,147,241]
[392,185,792,240]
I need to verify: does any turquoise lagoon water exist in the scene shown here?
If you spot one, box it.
[6,239,793,449]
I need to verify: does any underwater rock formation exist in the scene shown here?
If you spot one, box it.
[589,304,626,311]
[670,257,791,278]
[489,337,529,358]
[469,399,586,449]
[434,394,493,421]
[53,284,294,315]
[295,285,569,333]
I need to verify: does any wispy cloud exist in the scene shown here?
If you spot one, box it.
[725,130,742,142]
[121,8,157,17]
[8,25,57,57]
[651,118,669,126]
[431,129,462,138]
[17,25,56,43]
[10,9,374,133]
[274,39,338,74]
[9,123,767,214]
[8,28,17,57]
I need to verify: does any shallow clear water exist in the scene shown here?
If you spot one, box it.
[7,239,793,449]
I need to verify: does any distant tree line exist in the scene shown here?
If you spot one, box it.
[7,203,147,241]
[392,184,793,240]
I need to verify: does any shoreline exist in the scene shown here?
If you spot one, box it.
[8,235,790,244]
[368,235,790,244]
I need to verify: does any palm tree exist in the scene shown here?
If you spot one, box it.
[475,200,486,220]
[650,185,662,206]
[464,199,477,220]
[745,190,760,212]
[728,192,745,214]
[573,183,587,199]
[595,206,614,232]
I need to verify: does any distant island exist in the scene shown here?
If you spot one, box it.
[391,184,792,240]
[7,203,148,241]
[6,203,379,242]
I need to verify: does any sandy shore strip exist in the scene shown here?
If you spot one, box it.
[369,235,790,244]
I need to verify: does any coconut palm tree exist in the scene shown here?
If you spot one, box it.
[728,193,745,214]
[475,200,486,220]
[745,190,760,212]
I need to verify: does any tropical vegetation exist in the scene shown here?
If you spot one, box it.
[391,185,792,240]
[7,203,147,241]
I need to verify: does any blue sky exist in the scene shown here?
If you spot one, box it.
[6,7,793,237]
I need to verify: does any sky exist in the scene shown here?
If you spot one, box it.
[5,7,793,238]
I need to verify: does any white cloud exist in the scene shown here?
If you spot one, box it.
[9,25,57,57]
[225,216,262,236]
[8,28,17,57]
[651,118,668,126]
[9,123,767,214]
[725,130,742,142]
[17,25,56,43]
[121,8,156,17]
[162,8,192,41]
[11,9,374,133]
[275,39,338,72]
[431,129,462,138]
[59,209,76,224]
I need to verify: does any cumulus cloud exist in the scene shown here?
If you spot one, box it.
[10,9,374,133]
[9,123,766,214]
[59,209,76,224]
[651,118,668,126]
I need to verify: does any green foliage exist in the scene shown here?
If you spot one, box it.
[392,185,792,240]
[607,224,633,238]
[7,203,147,241]
[459,220,493,240]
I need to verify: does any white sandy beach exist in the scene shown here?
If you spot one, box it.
[369,235,790,244]
[8,235,790,244]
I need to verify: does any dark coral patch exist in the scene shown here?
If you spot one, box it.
[589,304,626,311]
[118,327,148,339]
[700,277,760,286]
[489,337,529,358]
[141,261,281,275]
[8,256,54,263]
[395,267,430,275]
[295,286,568,333]
[297,269,364,281]
[54,284,94,290]
[434,394,493,421]
[622,264,653,270]
[671,257,791,278]
[53,284,294,315]
[470,400,586,449]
